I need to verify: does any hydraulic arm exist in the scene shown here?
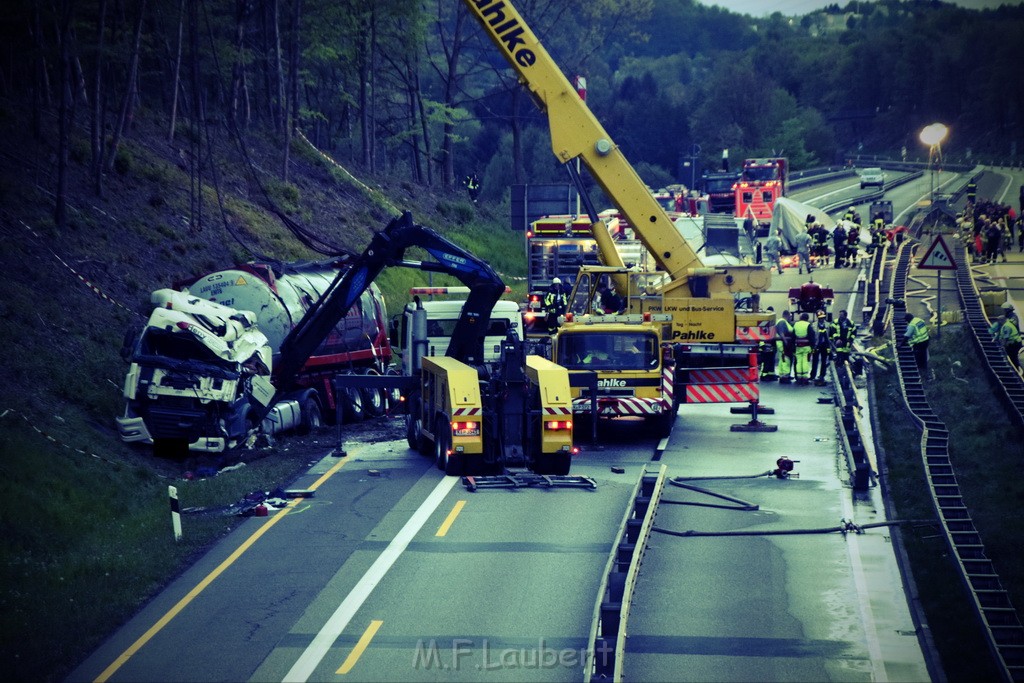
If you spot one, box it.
[263,211,506,421]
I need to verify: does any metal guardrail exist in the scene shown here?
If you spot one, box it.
[584,464,666,682]
[889,241,1024,683]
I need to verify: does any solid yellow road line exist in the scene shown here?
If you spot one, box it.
[435,499,466,537]
[336,620,383,675]
[93,456,349,682]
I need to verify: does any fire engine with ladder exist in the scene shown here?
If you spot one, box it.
[466,0,776,431]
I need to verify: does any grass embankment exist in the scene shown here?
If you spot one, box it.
[872,323,1023,681]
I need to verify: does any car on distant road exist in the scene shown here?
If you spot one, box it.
[859,167,885,189]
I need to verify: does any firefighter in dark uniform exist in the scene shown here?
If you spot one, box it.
[831,309,857,370]
[810,310,832,386]
[543,277,568,333]
[966,179,978,206]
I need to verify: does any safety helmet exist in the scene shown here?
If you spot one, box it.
[817,310,826,318]
[1001,301,1013,310]
[552,277,562,285]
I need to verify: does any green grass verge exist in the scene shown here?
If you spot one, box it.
[0,428,312,681]
[872,323,1021,681]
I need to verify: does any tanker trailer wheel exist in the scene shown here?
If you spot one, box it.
[297,395,322,435]
[341,376,365,423]
[434,417,462,476]
[360,369,386,418]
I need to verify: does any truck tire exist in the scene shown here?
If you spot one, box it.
[405,394,430,455]
[342,385,364,423]
[537,450,571,476]
[384,367,403,412]
[434,417,462,476]
[298,395,322,435]
[650,408,675,438]
[360,369,386,418]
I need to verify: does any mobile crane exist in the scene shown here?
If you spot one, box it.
[261,211,577,477]
[465,0,774,421]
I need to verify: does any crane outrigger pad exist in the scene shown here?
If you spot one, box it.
[462,471,597,491]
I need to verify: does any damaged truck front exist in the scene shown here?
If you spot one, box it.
[117,260,393,457]
[117,289,277,457]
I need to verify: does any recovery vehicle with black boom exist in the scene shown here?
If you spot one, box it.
[264,212,577,477]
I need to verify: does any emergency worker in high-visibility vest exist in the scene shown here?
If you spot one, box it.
[810,311,832,386]
[831,309,857,369]
[543,277,568,333]
[775,310,795,383]
[903,312,930,374]
[990,303,1022,369]
[873,213,885,232]
[792,312,816,384]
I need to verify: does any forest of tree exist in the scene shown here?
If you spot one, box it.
[2,0,1022,218]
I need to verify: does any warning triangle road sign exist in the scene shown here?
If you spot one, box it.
[917,234,957,270]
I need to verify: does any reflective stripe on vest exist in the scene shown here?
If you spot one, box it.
[908,318,929,345]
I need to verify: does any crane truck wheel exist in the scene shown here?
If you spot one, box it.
[297,395,322,435]
[405,394,431,456]
[434,417,462,476]
[384,367,403,412]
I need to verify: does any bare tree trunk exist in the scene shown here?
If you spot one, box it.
[358,30,370,168]
[271,0,284,132]
[188,0,202,232]
[229,0,251,129]
[283,0,301,182]
[104,0,146,172]
[167,0,183,141]
[31,5,46,140]
[368,5,377,172]
[91,0,108,195]
[56,0,75,229]
[407,63,422,184]
[438,6,468,191]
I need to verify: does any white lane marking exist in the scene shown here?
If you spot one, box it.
[840,494,888,682]
[283,474,459,682]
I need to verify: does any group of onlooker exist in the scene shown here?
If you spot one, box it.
[958,199,1023,263]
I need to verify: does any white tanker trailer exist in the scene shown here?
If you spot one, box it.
[116,259,392,456]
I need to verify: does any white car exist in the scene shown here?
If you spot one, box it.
[859,167,885,189]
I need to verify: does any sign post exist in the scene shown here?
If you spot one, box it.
[916,234,957,338]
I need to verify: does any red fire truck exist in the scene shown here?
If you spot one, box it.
[734,158,787,221]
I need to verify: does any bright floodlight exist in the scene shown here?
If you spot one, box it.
[919,123,949,146]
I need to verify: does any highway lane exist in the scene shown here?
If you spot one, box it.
[70,422,660,682]
[622,178,947,682]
